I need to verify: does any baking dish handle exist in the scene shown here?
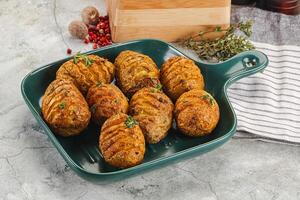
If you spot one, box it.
[218,50,269,86]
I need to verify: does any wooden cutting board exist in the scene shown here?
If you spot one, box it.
[106,0,231,42]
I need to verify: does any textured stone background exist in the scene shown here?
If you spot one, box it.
[232,6,300,45]
[0,1,299,200]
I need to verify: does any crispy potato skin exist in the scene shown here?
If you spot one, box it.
[114,50,160,97]
[99,113,145,169]
[42,79,91,137]
[86,84,129,125]
[161,56,205,101]
[56,55,115,95]
[174,89,219,137]
[129,88,174,144]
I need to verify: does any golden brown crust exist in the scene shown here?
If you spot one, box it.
[56,55,115,95]
[161,56,205,101]
[114,50,160,97]
[86,84,129,125]
[41,79,91,137]
[174,89,219,137]
[99,113,145,169]
[129,87,174,144]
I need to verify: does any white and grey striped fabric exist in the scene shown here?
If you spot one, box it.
[228,42,300,143]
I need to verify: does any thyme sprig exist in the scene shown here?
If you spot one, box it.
[73,52,94,67]
[182,20,255,62]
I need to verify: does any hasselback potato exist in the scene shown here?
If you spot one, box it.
[86,83,128,125]
[161,56,205,101]
[114,50,160,97]
[42,79,91,137]
[174,89,219,137]
[129,87,174,144]
[99,113,145,168]
[56,54,115,95]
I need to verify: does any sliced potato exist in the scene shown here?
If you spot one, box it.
[56,54,115,95]
[161,56,205,101]
[42,79,91,137]
[86,83,128,125]
[114,50,160,97]
[99,113,145,169]
[174,89,219,137]
[129,87,174,144]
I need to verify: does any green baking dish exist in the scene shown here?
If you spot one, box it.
[21,39,268,182]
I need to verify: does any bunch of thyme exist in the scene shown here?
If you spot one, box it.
[182,20,255,62]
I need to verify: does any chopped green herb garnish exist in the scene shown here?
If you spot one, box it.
[96,82,103,87]
[150,88,157,93]
[202,95,209,100]
[73,52,94,67]
[156,83,163,90]
[58,102,66,109]
[215,26,222,32]
[202,95,214,105]
[125,116,138,128]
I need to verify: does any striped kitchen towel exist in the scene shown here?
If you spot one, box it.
[228,42,300,143]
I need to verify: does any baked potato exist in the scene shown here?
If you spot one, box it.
[161,56,205,101]
[114,50,160,97]
[99,113,145,168]
[86,83,128,125]
[174,89,219,137]
[41,79,91,137]
[56,54,115,95]
[129,87,174,144]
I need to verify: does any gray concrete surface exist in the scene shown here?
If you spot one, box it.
[231,6,300,45]
[0,0,299,199]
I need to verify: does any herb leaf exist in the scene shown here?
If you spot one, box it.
[96,82,103,87]
[73,52,94,67]
[58,102,66,109]
[215,26,222,32]
[156,83,163,90]
[202,95,214,105]
[150,88,157,93]
[125,116,138,128]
